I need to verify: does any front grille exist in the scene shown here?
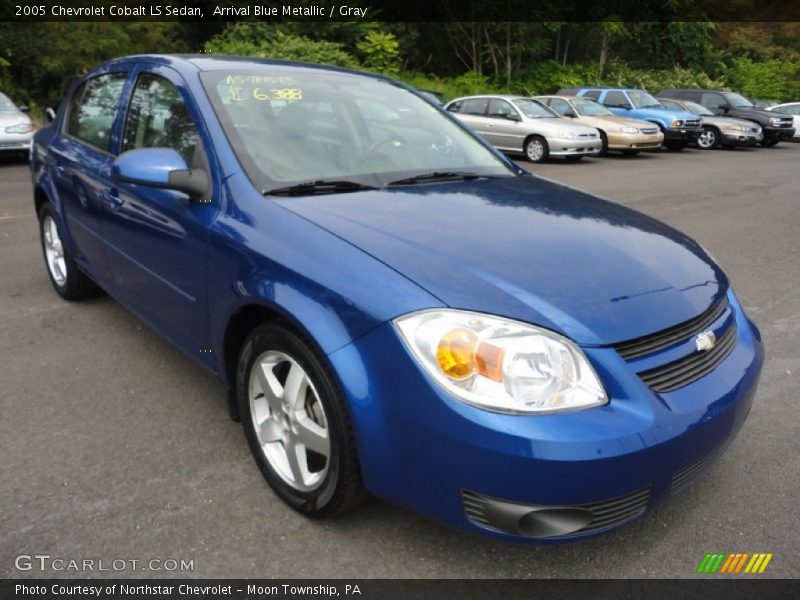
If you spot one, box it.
[579,132,599,138]
[685,119,702,128]
[612,298,728,360]
[641,127,658,134]
[639,323,737,392]
[670,446,723,495]
[461,487,650,538]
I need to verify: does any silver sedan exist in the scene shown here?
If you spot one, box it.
[445,95,601,163]
[0,92,34,155]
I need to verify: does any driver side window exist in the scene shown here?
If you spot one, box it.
[122,73,200,166]
[548,98,572,116]
[700,92,725,111]
[603,91,629,108]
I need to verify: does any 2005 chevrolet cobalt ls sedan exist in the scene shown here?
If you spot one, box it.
[30,55,763,541]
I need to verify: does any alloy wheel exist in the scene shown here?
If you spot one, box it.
[698,129,717,149]
[42,215,67,287]
[248,350,331,492]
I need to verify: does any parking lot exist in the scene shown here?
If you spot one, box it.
[1,144,798,578]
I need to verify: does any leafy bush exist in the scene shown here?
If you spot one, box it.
[356,31,400,74]
[205,26,359,69]
[722,57,800,101]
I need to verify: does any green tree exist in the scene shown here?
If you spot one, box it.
[356,31,400,74]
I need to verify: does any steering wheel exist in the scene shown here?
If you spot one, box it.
[360,135,406,160]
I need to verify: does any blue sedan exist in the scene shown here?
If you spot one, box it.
[30,55,763,541]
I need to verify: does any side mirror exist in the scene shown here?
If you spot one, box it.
[111,148,209,200]
[565,111,578,118]
[718,104,729,112]
[44,108,56,123]
[18,105,29,113]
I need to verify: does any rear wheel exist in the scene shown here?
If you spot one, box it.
[524,136,549,163]
[697,126,720,150]
[38,202,101,300]
[237,322,365,517]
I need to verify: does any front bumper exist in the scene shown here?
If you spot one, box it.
[607,130,663,151]
[662,127,702,143]
[329,289,763,542]
[720,130,763,146]
[0,132,32,152]
[763,127,796,142]
[545,136,602,157]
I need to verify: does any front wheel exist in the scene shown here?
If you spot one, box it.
[38,202,101,300]
[696,126,719,150]
[524,136,549,163]
[598,131,608,156]
[237,323,365,517]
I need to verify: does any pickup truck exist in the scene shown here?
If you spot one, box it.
[558,87,702,151]
[655,89,795,146]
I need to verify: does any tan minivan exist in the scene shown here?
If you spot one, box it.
[535,95,663,155]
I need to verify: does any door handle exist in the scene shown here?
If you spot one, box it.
[103,189,124,212]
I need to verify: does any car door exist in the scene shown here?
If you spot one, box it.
[48,71,130,284]
[485,99,522,150]
[102,65,220,364]
[453,97,491,139]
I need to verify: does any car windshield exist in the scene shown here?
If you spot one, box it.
[723,92,753,108]
[512,99,558,118]
[0,92,18,112]
[627,90,662,109]
[683,101,713,116]
[200,69,514,192]
[571,98,614,116]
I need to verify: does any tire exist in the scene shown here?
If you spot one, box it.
[38,202,102,300]
[665,142,686,152]
[622,150,640,156]
[696,126,720,150]
[598,131,608,156]
[524,136,549,163]
[237,322,365,517]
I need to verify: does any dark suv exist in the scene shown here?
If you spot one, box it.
[655,89,795,146]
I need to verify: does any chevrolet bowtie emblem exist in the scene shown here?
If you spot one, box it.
[696,330,717,352]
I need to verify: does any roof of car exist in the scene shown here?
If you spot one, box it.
[534,95,580,100]
[93,54,394,82]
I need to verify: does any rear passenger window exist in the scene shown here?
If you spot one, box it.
[461,98,489,116]
[65,73,128,152]
[122,74,200,166]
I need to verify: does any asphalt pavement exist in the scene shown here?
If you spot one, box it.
[1,144,798,578]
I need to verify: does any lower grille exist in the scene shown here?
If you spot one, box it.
[462,487,650,538]
[639,323,737,392]
[671,446,723,495]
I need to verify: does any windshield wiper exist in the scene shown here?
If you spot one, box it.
[264,179,378,197]
[387,171,483,186]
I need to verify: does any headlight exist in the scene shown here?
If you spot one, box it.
[5,123,34,134]
[671,119,684,128]
[394,309,608,414]
[620,126,639,133]
[724,124,746,132]
[769,117,782,126]
[555,129,578,140]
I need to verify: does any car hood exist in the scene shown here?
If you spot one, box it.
[530,117,598,135]
[277,176,726,345]
[704,115,761,130]
[0,110,30,127]
[630,107,699,121]
[729,106,781,119]
[579,115,658,130]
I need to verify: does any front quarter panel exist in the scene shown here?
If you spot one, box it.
[208,173,443,381]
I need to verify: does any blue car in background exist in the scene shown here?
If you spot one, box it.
[30,55,763,542]
[560,86,704,151]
